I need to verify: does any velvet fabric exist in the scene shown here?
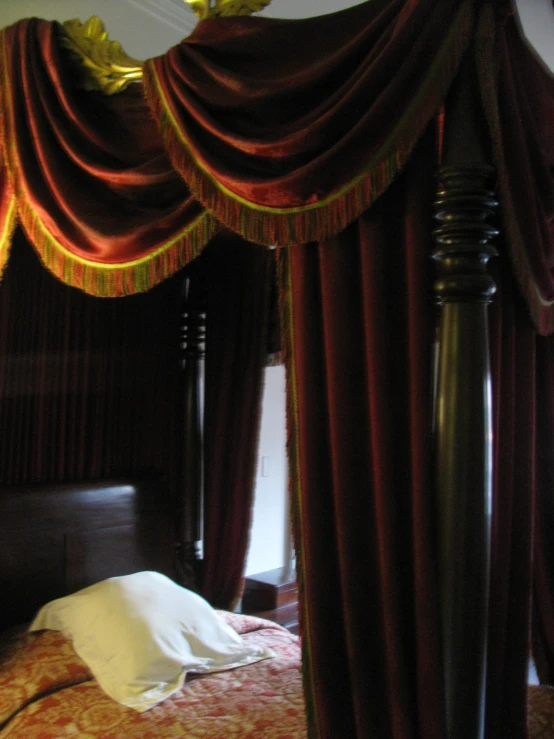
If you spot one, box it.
[0,2,476,288]
[0,161,15,277]
[486,255,537,739]
[281,128,443,738]
[0,4,553,736]
[0,229,181,484]
[0,6,551,338]
[0,19,215,296]
[282,121,544,738]
[201,233,272,609]
[531,335,554,687]
[143,0,472,246]
[476,7,554,335]
[476,8,554,705]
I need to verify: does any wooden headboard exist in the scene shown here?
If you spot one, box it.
[0,478,175,630]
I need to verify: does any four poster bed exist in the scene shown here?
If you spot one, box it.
[1,0,554,737]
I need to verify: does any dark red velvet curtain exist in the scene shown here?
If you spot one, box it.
[532,336,554,686]
[475,6,554,705]
[282,119,547,738]
[0,1,474,286]
[201,232,272,609]
[143,0,472,247]
[476,8,554,336]
[0,228,181,485]
[0,18,215,296]
[486,255,538,738]
[1,4,554,735]
[281,128,443,738]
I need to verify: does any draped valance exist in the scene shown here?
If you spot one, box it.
[0,1,554,336]
[0,20,217,297]
[0,0,472,294]
[142,0,472,246]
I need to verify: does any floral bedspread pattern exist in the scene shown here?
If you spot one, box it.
[528,685,554,738]
[0,612,307,738]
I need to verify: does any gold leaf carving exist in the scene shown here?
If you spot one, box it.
[184,0,272,20]
[61,17,143,95]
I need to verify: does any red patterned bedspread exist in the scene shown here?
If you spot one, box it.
[0,612,307,738]
[529,685,554,738]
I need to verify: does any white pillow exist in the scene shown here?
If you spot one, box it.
[29,571,274,712]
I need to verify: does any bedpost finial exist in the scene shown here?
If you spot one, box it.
[61,16,143,95]
[184,0,272,20]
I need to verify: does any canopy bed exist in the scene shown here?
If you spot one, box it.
[1,0,554,738]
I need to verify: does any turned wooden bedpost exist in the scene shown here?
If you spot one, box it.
[175,259,206,590]
[432,55,498,739]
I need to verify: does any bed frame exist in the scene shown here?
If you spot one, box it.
[0,21,525,739]
[431,60,497,739]
[0,478,174,631]
[0,258,207,632]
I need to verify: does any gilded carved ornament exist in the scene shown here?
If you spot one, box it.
[61,0,273,95]
[184,0,272,20]
[61,17,143,95]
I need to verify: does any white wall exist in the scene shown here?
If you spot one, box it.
[259,0,362,18]
[244,366,290,576]
[514,0,554,73]
[0,0,191,59]
[5,1,552,70]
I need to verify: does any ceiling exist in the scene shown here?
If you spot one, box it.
[0,0,552,71]
[121,0,367,42]
[132,0,554,71]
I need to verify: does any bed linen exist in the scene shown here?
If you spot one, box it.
[528,684,554,738]
[0,612,306,738]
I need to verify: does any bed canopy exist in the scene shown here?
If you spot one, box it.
[1,0,554,737]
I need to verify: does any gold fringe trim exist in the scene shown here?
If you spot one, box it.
[277,248,319,739]
[475,6,554,336]
[143,0,474,247]
[16,200,218,297]
[0,29,17,282]
[0,23,218,296]
[0,193,17,281]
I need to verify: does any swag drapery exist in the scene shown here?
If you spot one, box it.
[0,229,272,616]
[1,1,554,738]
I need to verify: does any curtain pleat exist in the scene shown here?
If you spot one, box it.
[144,0,472,246]
[476,7,554,335]
[0,229,181,485]
[532,337,554,686]
[0,19,215,297]
[284,118,544,737]
[201,232,272,609]
[283,128,443,738]
[484,255,537,739]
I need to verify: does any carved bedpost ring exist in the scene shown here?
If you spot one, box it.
[175,263,207,592]
[180,285,206,368]
[432,163,498,739]
[432,165,499,301]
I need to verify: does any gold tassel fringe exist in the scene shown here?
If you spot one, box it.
[0,194,17,281]
[16,199,218,297]
[143,0,473,247]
